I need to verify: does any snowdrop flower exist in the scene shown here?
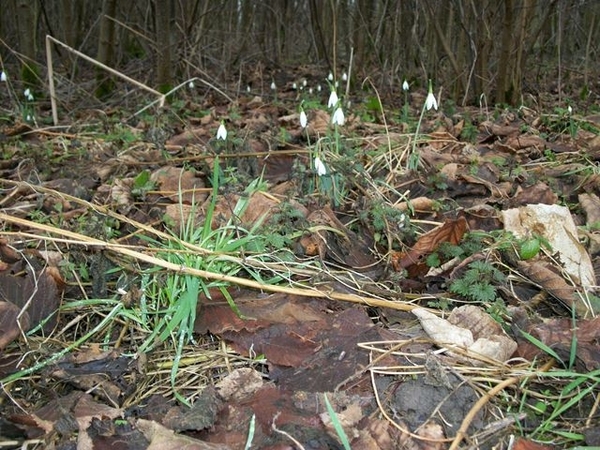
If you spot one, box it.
[299,110,308,128]
[216,122,227,140]
[24,88,33,101]
[335,80,339,88]
[425,80,438,111]
[342,72,348,82]
[328,72,334,81]
[292,82,298,90]
[188,81,195,89]
[26,114,33,122]
[270,81,277,90]
[309,87,314,95]
[0,71,6,82]
[567,105,573,114]
[332,107,345,126]
[402,80,409,91]
[327,90,339,108]
[302,79,307,88]
[317,84,322,92]
[314,156,327,176]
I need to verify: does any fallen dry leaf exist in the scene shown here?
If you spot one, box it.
[393,217,468,270]
[413,306,517,363]
[517,260,596,317]
[579,192,600,226]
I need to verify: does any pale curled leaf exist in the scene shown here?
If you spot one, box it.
[412,308,473,347]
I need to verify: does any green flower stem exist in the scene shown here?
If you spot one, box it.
[408,102,427,170]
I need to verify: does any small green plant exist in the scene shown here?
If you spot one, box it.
[131,170,155,200]
[460,116,478,142]
[449,259,506,303]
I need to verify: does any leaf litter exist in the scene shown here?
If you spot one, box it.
[0,68,600,449]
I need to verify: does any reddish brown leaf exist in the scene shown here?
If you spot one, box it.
[513,437,553,450]
[515,316,600,370]
[0,301,29,351]
[393,217,468,270]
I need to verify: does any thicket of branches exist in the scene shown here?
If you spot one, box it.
[1,0,598,105]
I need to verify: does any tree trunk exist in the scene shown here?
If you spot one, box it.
[155,0,173,93]
[95,0,118,98]
[16,0,39,87]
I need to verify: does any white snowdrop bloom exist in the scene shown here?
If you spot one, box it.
[188,81,195,89]
[270,81,277,90]
[328,72,334,81]
[24,88,33,101]
[402,80,409,91]
[332,107,345,126]
[425,91,438,111]
[0,71,6,82]
[300,110,308,128]
[302,79,307,87]
[327,90,339,109]
[309,87,314,95]
[314,156,327,176]
[425,80,438,111]
[342,72,348,82]
[317,84,322,92]
[567,105,573,114]
[292,82,297,90]
[216,122,227,140]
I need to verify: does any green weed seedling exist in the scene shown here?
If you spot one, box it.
[449,260,506,303]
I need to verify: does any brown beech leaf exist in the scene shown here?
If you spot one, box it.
[0,301,29,351]
[517,261,590,317]
[394,217,467,270]
[579,193,600,226]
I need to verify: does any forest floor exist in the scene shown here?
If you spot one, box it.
[1,67,600,450]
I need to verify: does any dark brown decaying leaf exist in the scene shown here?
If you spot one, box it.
[393,217,468,270]
[0,301,29,351]
[514,314,600,370]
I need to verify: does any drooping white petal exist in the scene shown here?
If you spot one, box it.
[300,110,308,128]
[314,156,327,176]
[188,81,195,89]
[425,92,438,111]
[270,81,277,90]
[332,107,345,126]
[342,72,348,82]
[327,90,339,109]
[402,80,409,91]
[0,71,6,82]
[216,123,228,140]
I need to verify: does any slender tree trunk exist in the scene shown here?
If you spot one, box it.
[496,0,514,103]
[16,0,39,87]
[155,0,172,92]
[95,0,118,98]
